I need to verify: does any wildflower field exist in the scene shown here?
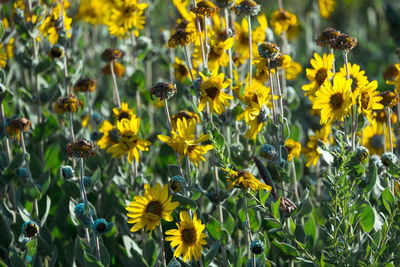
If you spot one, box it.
[2,0,400,266]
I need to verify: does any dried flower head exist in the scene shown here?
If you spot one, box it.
[269,54,291,69]
[382,64,400,82]
[22,221,39,238]
[191,0,217,17]
[213,0,236,9]
[316,27,340,47]
[49,44,65,59]
[258,42,280,60]
[330,33,357,51]
[54,95,83,114]
[168,28,197,48]
[6,118,32,140]
[67,139,96,158]
[150,81,177,101]
[73,78,97,93]
[234,0,260,16]
[101,48,124,62]
[378,91,399,108]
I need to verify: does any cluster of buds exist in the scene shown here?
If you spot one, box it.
[54,95,83,114]
[6,118,32,140]
[234,0,260,16]
[67,139,96,158]
[190,0,217,16]
[73,78,97,93]
[150,81,177,101]
[258,42,280,60]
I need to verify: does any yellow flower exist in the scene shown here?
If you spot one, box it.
[173,57,195,83]
[225,169,271,191]
[198,69,233,115]
[318,0,336,18]
[285,139,301,162]
[358,81,384,123]
[362,123,396,156]
[383,64,400,84]
[193,30,234,71]
[168,28,197,48]
[270,9,297,36]
[312,75,354,125]
[302,125,331,167]
[97,120,119,149]
[170,111,200,132]
[237,82,272,123]
[165,211,207,262]
[337,63,368,98]
[0,45,7,69]
[113,102,135,121]
[101,62,125,78]
[106,0,148,38]
[285,61,302,80]
[39,3,72,45]
[75,0,108,25]
[126,183,179,233]
[302,53,334,97]
[158,118,213,166]
[106,116,151,163]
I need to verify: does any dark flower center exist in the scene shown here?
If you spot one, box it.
[24,223,39,238]
[330,93,344,109]
[361,92,370,110]
[146,201,163,216]
[96,223,107,233]
[370,134,384,150]
[315,68,328,85]
[177,64,188,76]
[205,86,220,99]
[350,76,358,92]
[239,33,249,46]
[118,111,131,120]
[181,227,197,245]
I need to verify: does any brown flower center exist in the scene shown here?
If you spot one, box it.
[118,111,131,121]
[145,201,163,216]
[177,64,188,76]
[181,227,197,245]
[361,92,370,110]
[96,223,106,232]
[330,93,344,109]
[205,86,220,99]
[350,76,357,92]
[315,68,328,85]
[239,33,249,46]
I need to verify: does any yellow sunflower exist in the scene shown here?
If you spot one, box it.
[106,0,148,38]
[75,0,108,25]
[224,169,271,191]
[170,111,200,132]
[106,116,151,163]
[198,69,233,115]
[113,102,135,121]
[126,183,179,233]
[358,80,384,123]
[285,61,302,80]
[237,81,272,123]
[165,211,207,262]
[302,53,334,97]
[173,57,195,83]
[285,139,301,162]
[337,63,369,98]
[270,8,297,36]
[158,118,214,166]
[318,0,336,18]
[302,125,331,167]
[361,123,396,156]
[39,3,72,45]
[97,120,119,149]
[312,75,354,125]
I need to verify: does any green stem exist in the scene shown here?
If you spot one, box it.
[243,190,254,265]
[158,221,166,267]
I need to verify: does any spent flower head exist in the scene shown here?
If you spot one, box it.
[73,78,97,93]
[234,0,260,16]
[316,28,340,47]
[22,221,39,238]
[67,139,96,158]
[6,118,32,140]
[150,81,177,101]
[191,1,218,17]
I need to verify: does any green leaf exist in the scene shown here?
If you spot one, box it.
[98,243,110,267]
[83,251,104,267]
[360,204,375,233]
[167,258,181,266]
[206,216,222,240]
[380,188,395,214]
[171,194,197,209]
[363,166,377,193]
[0,21,4,41]
[0,213,13,251]
[205,239,221,265]
[9,248,26,267]
[272,239,298,257]
[23,181,41,201]
[38,171,51,198]
[271,198,281,220]
[40,195,51,227]
[87,168,101,193]
[304,215,316,248]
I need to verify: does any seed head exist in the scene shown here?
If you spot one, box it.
[234,0,260,16]
[73,78,97,93]
[49,44,65,59]
[21,221,39,238]
[330,33,357,51]
[150,81,177,101]
[191,1,218,17]
[258,42,280,60]
[316,28,340,47]
[101,48,124,62]
[67,139,96,158]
